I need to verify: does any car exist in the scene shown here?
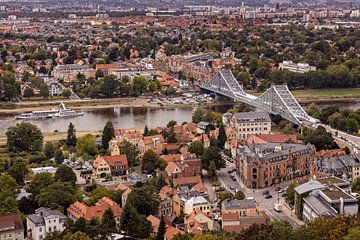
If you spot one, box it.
[278,189,285,193]
[275,187,281,192]
[265,194,272,199]
[230,176,236,181]
[262,190,269,195]
[281,193,287,198]
[229,186,235,191]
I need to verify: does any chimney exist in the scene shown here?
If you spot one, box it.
[339,197,344,215]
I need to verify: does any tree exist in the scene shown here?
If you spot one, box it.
[88,187,120,205]
[144,124,149,136]
[167,120,177,128]
[62,89,72,98]
[99,208,117,237]
[351,177,360,193]
[119,141,140,167]
[302,126,338,150]
[23,88,34,98]
[54,149,65,164]
[0,175,18,214]
[157,215,167,240]
[131,76,148,96]
[44,142,55,159]
[217,124,227,149]
[35,181,78,212]
[235,190,245,200]
[76,134,98,157]
[102,121,115,149]
[27,172,54,198]
[39,84,49,98]
[63,231,92,240]
[120,204,152,239]
[189,141,205,157]
[286,181,297,205]
[201,146,224,170]
[271,221,293,240]
[55,165,77,185]
[126,185,160,216]
[6,122,43,152]
[8,161,28,185]
[142,149,161,173]
[343,227,360,240]
[66,123,77,147]
[207,160,217,181]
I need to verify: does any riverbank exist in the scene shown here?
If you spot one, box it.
[0,88,359,115]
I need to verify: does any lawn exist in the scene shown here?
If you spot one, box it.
[291,88,360,99]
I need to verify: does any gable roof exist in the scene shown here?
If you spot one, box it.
[0,214,24,234]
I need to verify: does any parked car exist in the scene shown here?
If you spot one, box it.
[265,194,273,199]
[274,203,282,212]
[275,187,281,192]
[229,185,235,191]
[262,190,269,195]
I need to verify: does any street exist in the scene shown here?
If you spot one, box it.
[217,161,304,228]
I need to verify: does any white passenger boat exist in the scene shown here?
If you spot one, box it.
[16,102,84,120]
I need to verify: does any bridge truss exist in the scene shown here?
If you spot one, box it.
[199,70,318,125]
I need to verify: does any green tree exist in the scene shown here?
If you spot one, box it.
[63,231,92,240]
[23,88,34,98]
[0,175,18,214]
[189,141,205,157]
[142,149,161,173]
[119,141,140,167]
[286,181,297,205]
[343,226,360,240]
[35,181,78,212]
[167,120,177,128]
[351,177,360,192]
[76,134,98,157]
[44,142,55,160]
[8,161,28,185]
[99,208,117,237]
[271,221,293,240]
[131,76,148,96]
[39,84,49,98]
[6,122,43,152]
[201,146,224,170]
[235,190,245,200]
[157,215,167,240]
[207,160,217,181]
[66,122,77,147]
[144,124,149,136]
[62,89,72,98]
[302,126,337,150]
[88,187,118,205]
[120,204,152,239]
[102,121,115,149]
[54,149,65,164]
[217,124,227,149]
[27,172,54,198]
[55,164,77,185]
[126,185,160,216]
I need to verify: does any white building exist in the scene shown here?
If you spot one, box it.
[27,208,66,240]
[279,60,316,73]
[184,196,212,215]
[31,167,57,175]
[230,112,271,140]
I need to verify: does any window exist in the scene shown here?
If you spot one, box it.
[39,227,42,232]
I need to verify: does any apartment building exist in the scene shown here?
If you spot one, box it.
[229,112,271,140]
[0,214,24,240]
[237,143,316,188]
[93,155,129,178]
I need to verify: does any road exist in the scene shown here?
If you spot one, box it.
[217,161,304,228]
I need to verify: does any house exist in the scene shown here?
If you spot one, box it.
[143,135,165,154]
[312,154,360,182]
[93,155,128,178]
[184,211,215,235]
[122,188,132,208]
[172,176,202,189]
[20,82,40,96]
[294,179,358,221]
[27,207,67,240]
[184,196,212,215]
[197,121,210,134]
[221,199,269,233]
[172,189,209,217]
[231,112,271,140]
[67,197,122,225]
[246,134,299,144]
[279,60,316,73]
[147,215,184,239]
[52,64,96,83]
[0,214,24,240]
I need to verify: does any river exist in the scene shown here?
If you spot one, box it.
[0,105,234,133]
[0,102,359,134]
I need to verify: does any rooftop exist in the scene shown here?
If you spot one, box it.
[223,199,256,210]
[294,180,325,195]
[233,111,271,123]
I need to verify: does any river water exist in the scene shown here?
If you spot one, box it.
[0,105,233,133]
[0,102,359,133]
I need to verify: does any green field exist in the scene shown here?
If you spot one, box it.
[291,88,360,100]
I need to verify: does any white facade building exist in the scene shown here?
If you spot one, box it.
[230,112,271,140]
[279,60,316,73]
[27,208,66,240]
